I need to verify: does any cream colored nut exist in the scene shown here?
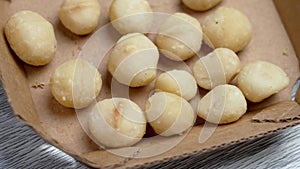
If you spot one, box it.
[193,48,241,90]
[145,92,195,136]
[59,0,101,35]
[88,98,146,148]
[182,0,222,11]
[4,10,57,66]
[202,7,252,52]
[197,84,247,124]
[237,60,289,102]
[109,0,153,35]
[155,70,197,101]
[108,33,159,87]
[50,59,102,109]
[156,13,202,61]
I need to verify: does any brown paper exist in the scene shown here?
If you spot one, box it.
[252,101,300,123]
[274,0,300,61]
[1,0,300,168]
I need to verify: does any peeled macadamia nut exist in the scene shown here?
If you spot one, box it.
[182,0,222,11]
[156,13,203,61]
[155,70,197,101]
[202,7,252,52]
[108,33,159,87]
[145,92,195,136]
[4,10,57,66]
[50,59,102,109]
[197,84,247,124]
[109,0,153,35]
[193,48,241,90]
[237,60,289,102]
[88,98,146,148]
[59,0,101,35]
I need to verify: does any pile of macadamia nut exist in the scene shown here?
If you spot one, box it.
[4,0,290,148]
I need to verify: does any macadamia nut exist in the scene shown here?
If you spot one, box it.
[237,60,289,102]
[197,84,247,124]
[145,92,195,136]
[182,0,222,11]
[193,48,241,90]
[202,7,252,52]
[108,33,159,87]
[156,13,203,61]
[109,0,153,35]
[50,59,102,109]
[88,98,146,148]
[4,10,57,66]
[155,70,197,101]
[59,0,101,35]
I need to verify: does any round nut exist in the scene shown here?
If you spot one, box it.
[155,70,197,101]
[193,48,241,90]
[237,60,289,102]
[109,0,153,35]
[88,98,146,148]
[50,59,102,109]
[145,92,195,136]
[4,10,57,66]
[59,0,101,35]
[108,33,159,87]
[156,13,202,61]
[202,7,252,52]
[197,84,247,124]
[182,0,222,11]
